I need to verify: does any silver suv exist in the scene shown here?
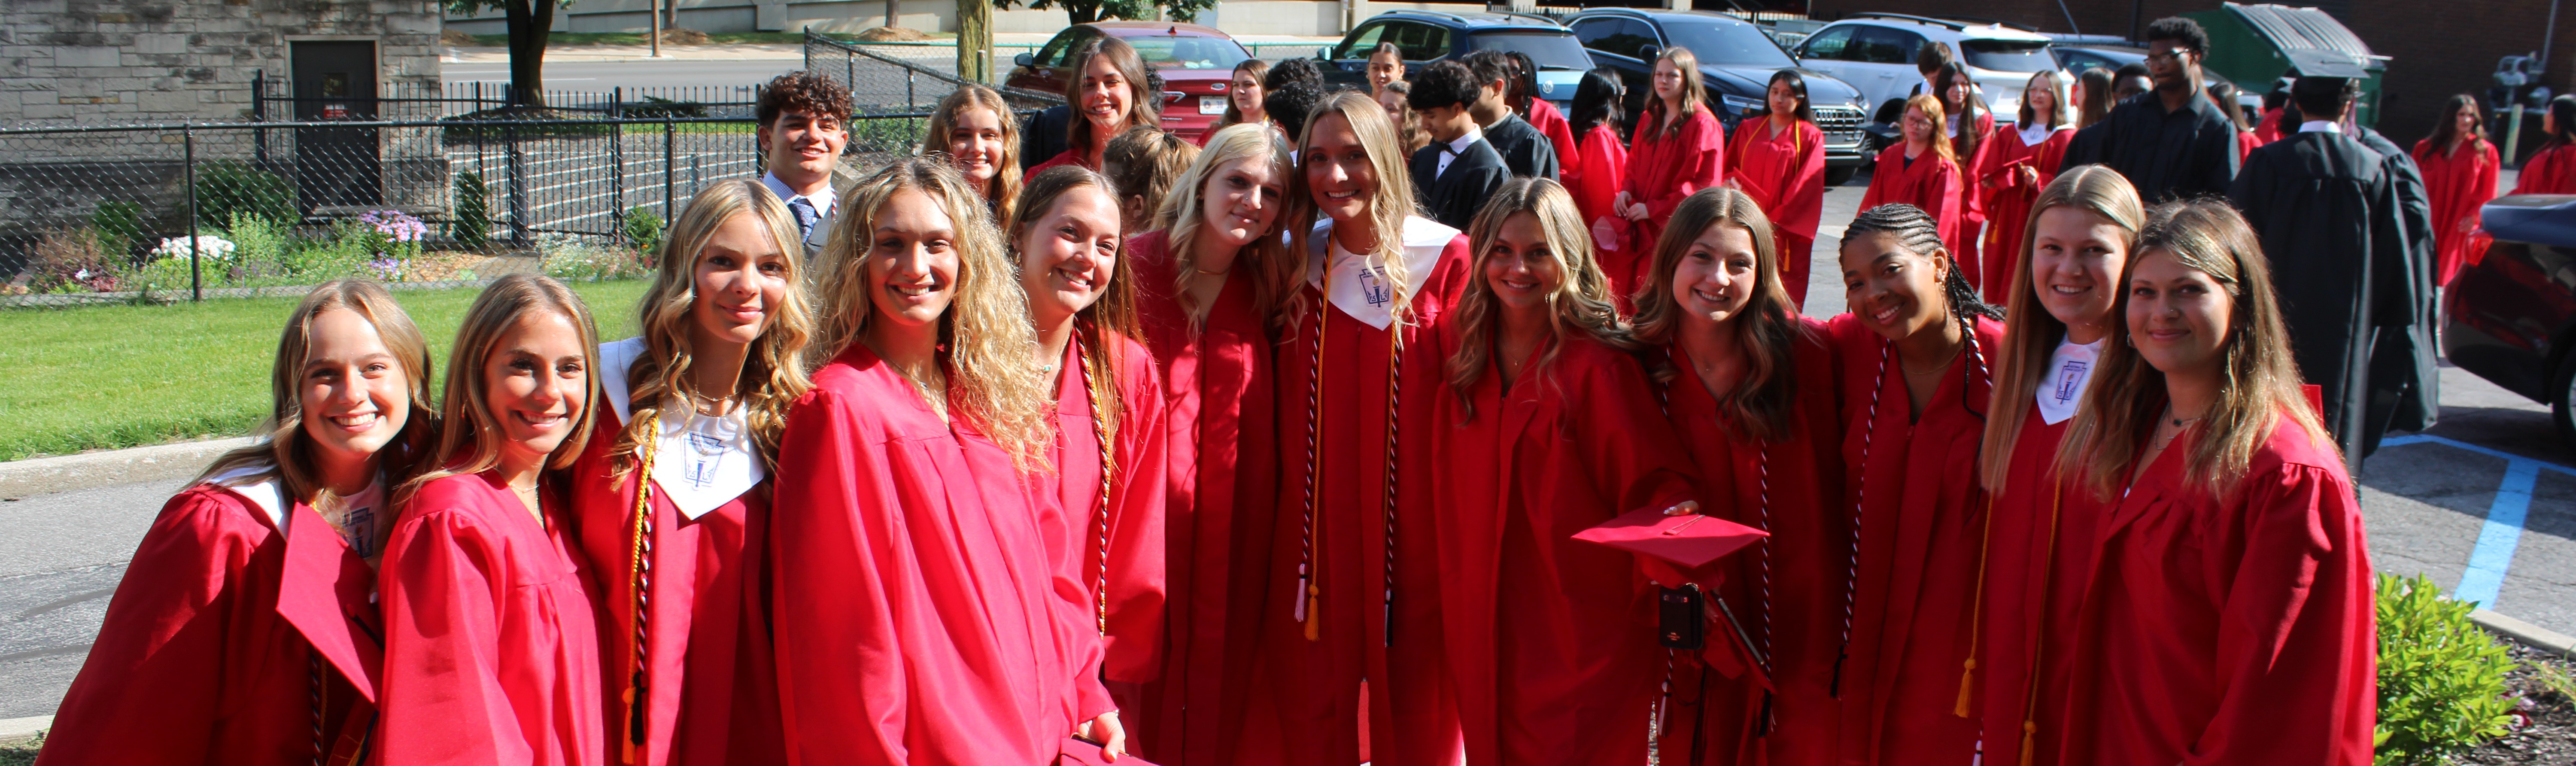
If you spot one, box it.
[1792,14,2058,123]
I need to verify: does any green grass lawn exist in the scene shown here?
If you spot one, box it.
[0,280,650,462]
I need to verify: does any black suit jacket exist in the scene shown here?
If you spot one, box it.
[1484,113,1560,180]
[1410,138,1510,231]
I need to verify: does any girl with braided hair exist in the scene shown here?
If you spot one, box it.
[1825,202,2003,766]
[1429,178,1700,766]
[1631,187,1849,766]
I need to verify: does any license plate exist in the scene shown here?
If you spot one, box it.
[1200,96,1227,115]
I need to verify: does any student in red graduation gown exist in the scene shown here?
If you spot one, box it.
[774,158,1121,765]
[381,274,607,766]
[1235,92,1471,766]
[2412,94,2502,287]
[1008,165,1172,713]
[1860,96,1967,274]
[1124,123,1292,766]
[2050,200,2376,765]
[1032,37,1160,173]
[1629,188,1847,766]
[1616,47,1724,305]
[40,281,432,766]
[2514,96,2576,195]
[567,180,810,766]
[1429,178,1700,766]
[1564,70,1630,275]
[1934,62,1997,271]
[1978,71,2080,305]
[1727,70,1829,310]
[1967,167,2143,766]
[926,84,1025,225]
[1827,204,2005,766]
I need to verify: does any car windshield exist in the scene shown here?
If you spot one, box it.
[1469,31,1594,70]
[1961,39,2055,73]
[1121,33,1251,70]
[1660,20,1795,68]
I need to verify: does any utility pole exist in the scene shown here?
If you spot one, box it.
[650,0,662,57]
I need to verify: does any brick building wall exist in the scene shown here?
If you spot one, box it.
[1803,0,2576,159]
[0,0,442,125]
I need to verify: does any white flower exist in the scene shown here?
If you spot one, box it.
[152,235,237,261]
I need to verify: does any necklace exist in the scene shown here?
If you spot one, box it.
[895,361,947,419]
[1192,265,1231,276]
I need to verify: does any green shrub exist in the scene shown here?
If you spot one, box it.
[285,221,378,281]
[132,253,197,295]
[454,170,492,249]
[622,96,707,119]
[848,116,926,152]
[620,206,665,258]
[194,161,297,230]
[2375,573,2518,765]
[223,213,293,280]
[90,201,144,258]
[540,233,650,280]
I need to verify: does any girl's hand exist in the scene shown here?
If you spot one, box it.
[1080,711,1127,761]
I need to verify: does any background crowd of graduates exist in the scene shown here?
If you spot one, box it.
[33,12,2537,766]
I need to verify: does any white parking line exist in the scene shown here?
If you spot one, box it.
[2378,434,2576,607]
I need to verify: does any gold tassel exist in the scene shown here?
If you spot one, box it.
[1302,585,1321,641]
[2019,720,2037,766]
[1953,658,1977,718]
[621,685,639,764]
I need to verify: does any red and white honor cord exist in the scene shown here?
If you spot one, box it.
[1077,329,1116,635]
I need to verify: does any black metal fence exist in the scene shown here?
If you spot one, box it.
[0,112,934,303]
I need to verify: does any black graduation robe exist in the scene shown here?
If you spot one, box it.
[2228,128,2414,470]
[1483,113,1561,181]
[2068,91,2239,202]
[2354,126,2442,444]
[1411,138,1512,231]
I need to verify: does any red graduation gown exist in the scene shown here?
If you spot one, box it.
[1235,219,1472,766]
[1976,126,2075,304]
[770,344,1109,766]
[380,471,606,766]
[2513,143,2576,195]
[1619,108,1724,300]
[1826,314,2003,766]
[1858,146,1967,269]
[1124,231,1281,766]
[1035,331,1171,686]
[39,482,380,766]
[1728,119,1829,309]
[1570,126,1634,307]
[1431,336,1700,766]
[2055,413,2377,766]
[1955,110,1999,230]
[1528,99,1580,181]
[567,410,786,766]
[2410,137,2501,286]
[1658,321,1848,766]
[1031,148,1097,176]
[1970,414,2106,766]
[2252,108,2286,146]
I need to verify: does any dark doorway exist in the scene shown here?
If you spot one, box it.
[291,40,383,211]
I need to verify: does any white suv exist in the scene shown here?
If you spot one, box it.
[1791,14,2059,125]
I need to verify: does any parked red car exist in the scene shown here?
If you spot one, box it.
[1005,21,1253,141]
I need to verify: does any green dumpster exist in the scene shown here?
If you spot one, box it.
[2183,2,2388,128]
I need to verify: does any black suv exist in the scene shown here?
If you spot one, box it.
[1315,10,1595,111]
[1563,8,1872,184]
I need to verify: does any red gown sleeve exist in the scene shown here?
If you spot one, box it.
[380,507,529,765]
[1928,158,1965,254]
[768,390,911,765]
[1577,355,1702,520]
[1101,349,1172,683]
[2478,142,2501,209]
[38,492,249,765]
[1773,122,1828,241]
[2187,462,2378,764]
[1646,113,1725,221]
[1533,100,1580,182]
[1858,146,1894,213]
[1574,127,1629,229]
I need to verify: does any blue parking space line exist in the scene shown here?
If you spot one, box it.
[2374,434,2564,607]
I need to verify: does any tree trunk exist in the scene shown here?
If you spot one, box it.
[1069,0,1099,24]
[506,0,556,108]
[957,0,991,84]
[886,0,899,31]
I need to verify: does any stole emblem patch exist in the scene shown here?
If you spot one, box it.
[1358,265,1394,308]
[2051,360,2089,404]
[683,432,726,490]
[340,504,376,559]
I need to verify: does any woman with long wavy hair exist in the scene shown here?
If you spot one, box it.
[2412,93,2501,286]
[1121,122,1293,766]
[1965,166,2141,766]
[44,281,433,766]
[1430,178,1699,766]
[1630,188,1847,766]
[2050,200,2375,765]
[380,274,605,766]
[1236,91,1471,766]
[924,84,1024,223]
[1826,203,2004,766]
[772,157,1121,763]
[565,179,812,766]
[1006,165,1171,739]
[1726,69,1829,309]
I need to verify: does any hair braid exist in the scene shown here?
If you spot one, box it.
[1847,203,2004,323]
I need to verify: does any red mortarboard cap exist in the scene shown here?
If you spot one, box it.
[1572,505,1768,568]
[1059,736,1158,766]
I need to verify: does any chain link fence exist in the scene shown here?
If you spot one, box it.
[803,30,1066,112]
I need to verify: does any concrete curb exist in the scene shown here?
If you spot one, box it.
[2475,608,2576,657]
[0,438,254,499]
[0,714,47,742]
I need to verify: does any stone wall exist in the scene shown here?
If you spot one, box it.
[0,0,443,125]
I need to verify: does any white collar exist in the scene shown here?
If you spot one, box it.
[2019,122,2066,147]
[1306,216,1458,330]
[206,465,292,530]
[598,337,767,519]
[2299,120,2343,134]
[2034,336,2104,425]
[761,171,837,216]
[1446,124,1485,155]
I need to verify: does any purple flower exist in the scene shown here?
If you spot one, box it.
[358,210,427,243]
[368,257,405,280]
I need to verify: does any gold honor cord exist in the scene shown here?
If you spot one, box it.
[1078,329,1116,635]
[1293,257,1408,647]
[622,415,659,765]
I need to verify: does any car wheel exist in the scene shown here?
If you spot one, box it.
[1825,165,1858,187]
[2554,351,2576,451]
